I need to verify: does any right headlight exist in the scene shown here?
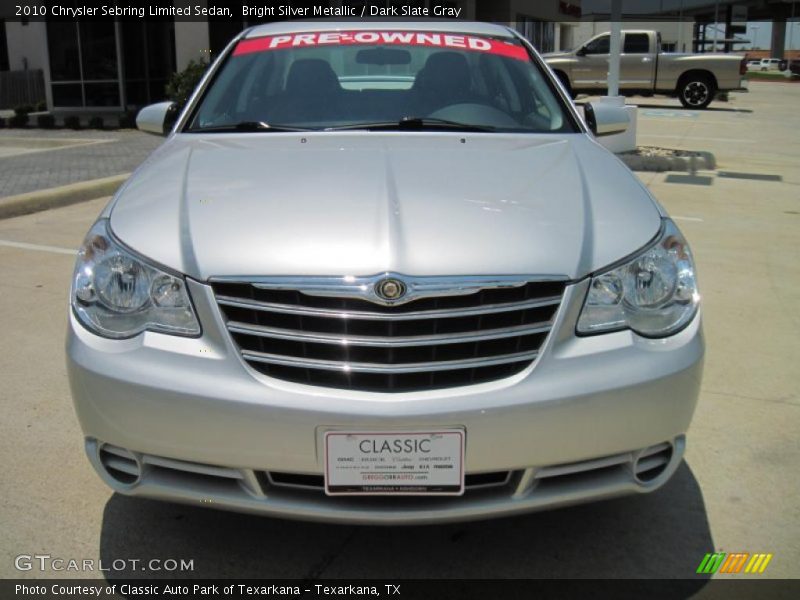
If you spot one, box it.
[71,219,200,339]
[577,219,699,338]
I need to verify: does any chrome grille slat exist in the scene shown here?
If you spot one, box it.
[216,294,562,321]
[212,276,566,392]
[227,320,553,347]
[241,349,539,374]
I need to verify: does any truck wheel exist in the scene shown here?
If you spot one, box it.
[678,75,715,109]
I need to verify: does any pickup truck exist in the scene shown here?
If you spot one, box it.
[544,30,748,109]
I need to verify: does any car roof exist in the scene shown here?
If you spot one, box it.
[244,20,517,40]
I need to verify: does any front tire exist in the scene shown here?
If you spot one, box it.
[678,75,715,109]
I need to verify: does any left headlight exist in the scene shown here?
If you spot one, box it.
[71,219,200,339]
[577,219,699,338]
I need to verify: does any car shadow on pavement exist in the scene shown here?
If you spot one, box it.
[99,461,712,588]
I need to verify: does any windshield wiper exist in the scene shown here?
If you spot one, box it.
[325,117,498,132]
[187,121,313,133]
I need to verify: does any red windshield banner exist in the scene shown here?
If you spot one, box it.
[233,31,530,62]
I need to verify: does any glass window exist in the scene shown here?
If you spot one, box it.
[0,19,9,71]
[79,22,118,80]
[125,81,149,106]
[146,22,175,79]
[624,33,650,54]
[51,83,83,107]
[121,21,146,80]
[516,19,555,53]
[47,21,81,81]
[47,20,122,108]
[583,35,609,55]
[84,82,120,107]
[188,31,576,134]
[121,20,176,107]
[149,79,169,102]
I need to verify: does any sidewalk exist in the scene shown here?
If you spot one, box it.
[0,128,162,199]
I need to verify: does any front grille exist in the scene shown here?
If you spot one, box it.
[211,276,566,392]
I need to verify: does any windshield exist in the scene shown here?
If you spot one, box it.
[187,30,577,133]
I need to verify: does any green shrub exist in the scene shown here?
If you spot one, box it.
[35,101,47,112]
[14,104,34,117]
[9,113,29,127]
[165,59,208,109]
[88,116,104,130]
[118,111,137,129]
[37,114,56,129]
[64,115,81,130]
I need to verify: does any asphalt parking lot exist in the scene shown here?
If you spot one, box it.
[0,82,797,584]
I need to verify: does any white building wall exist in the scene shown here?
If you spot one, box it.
[4,20,52,109]
[559,23,578,51]
[174,0,210,70]
[174,21,211,70]
[5,21,48,71]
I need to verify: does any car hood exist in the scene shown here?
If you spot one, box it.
[109,133,661,281]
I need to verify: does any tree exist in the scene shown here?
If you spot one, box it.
[165,59,209,109]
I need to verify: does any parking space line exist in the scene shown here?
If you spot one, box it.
[672,216,705,222]
[0,239,76,255]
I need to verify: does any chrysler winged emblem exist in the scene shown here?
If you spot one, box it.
[375,278,407,302]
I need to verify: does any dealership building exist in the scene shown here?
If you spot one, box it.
[0,0,586,114]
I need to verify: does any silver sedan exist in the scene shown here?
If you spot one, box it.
[67,21,703,524]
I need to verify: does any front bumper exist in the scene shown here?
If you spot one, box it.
[67,279,704,524]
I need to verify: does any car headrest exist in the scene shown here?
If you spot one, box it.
[415,52,472,93]
[286,59,341,96]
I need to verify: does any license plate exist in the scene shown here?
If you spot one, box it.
[324,430,465,496]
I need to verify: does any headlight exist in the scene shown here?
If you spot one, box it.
[71,220,200,339]
[577,219,699,338]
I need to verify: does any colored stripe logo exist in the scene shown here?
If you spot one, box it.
[697,552,773,574]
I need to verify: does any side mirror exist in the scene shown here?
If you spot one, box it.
[576,46,587,57]
[136,102,179,136]
[584,101,629,137]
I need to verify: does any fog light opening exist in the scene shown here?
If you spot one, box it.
[633,442,673,484]
[98,444,142,486]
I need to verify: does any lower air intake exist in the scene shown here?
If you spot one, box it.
[634,442,673,483]
[98,444,141,485]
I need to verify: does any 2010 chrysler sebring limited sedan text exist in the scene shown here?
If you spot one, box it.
[66,22,703,524]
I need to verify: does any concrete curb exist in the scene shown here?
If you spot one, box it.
[619,151,716,173]
[0,173,129,220]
